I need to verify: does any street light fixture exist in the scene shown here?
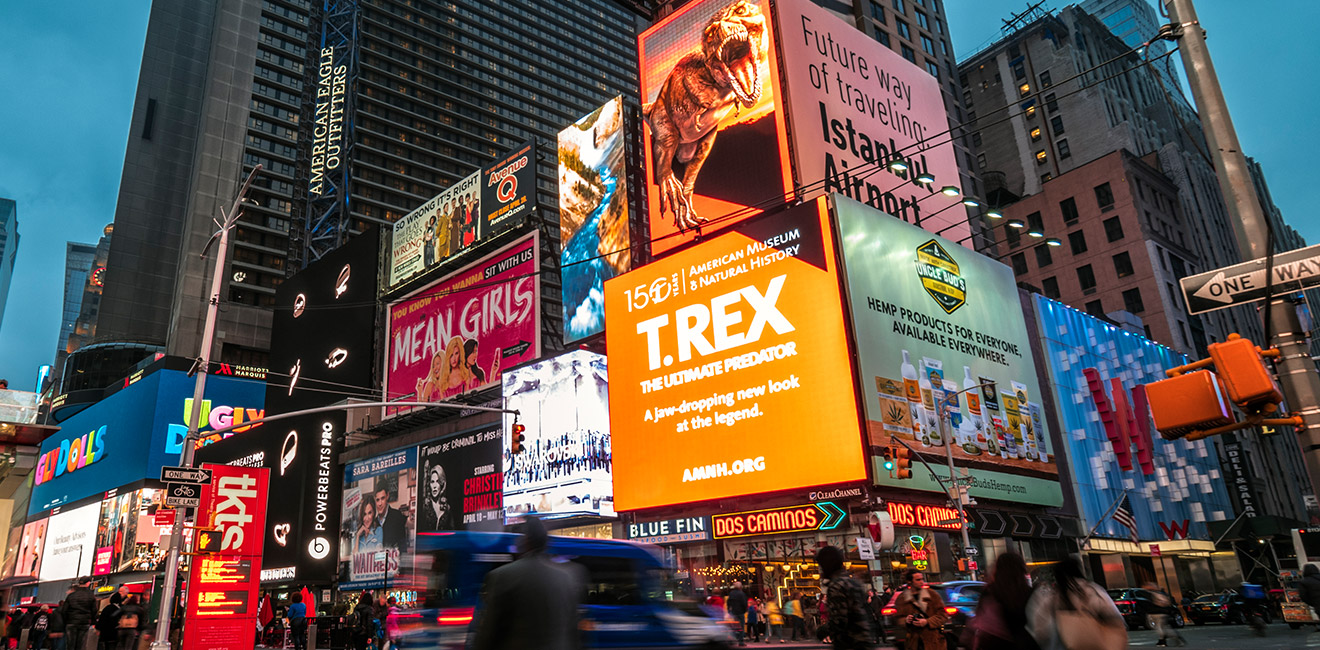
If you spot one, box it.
[962,197,981,207]
[940,186,961,197]
[916,172,935,184]
[1046,237,1063,247]
[986,209,1003,220]
[889,157,910,172]
[1007,219,1026,229]
[1028,229,1045,238]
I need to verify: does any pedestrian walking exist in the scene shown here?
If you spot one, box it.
[726,582,749,647]
[93,596,122,650]
[27,606,53,650]
[112,596,144,650]
[61,578,97,650]
[1142,584,1184,647]
[817,545,874,649]
[783,592,803,641]
[46,605,64,650]
[867,588,889,644]
[747,598,762,643]
[894,569,947,650]
[349,592,375,650]
[764,598,785,643]
[967,552,1037,650]
[1298,563,1320,629]
[470,517,585,650]
[286,593,307,650]
[1025,556,1125,650]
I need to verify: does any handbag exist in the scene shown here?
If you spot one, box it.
[117,614,139,630]
[1054,609,1125,650]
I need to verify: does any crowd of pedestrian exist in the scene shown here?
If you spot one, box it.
[0,579,147,650]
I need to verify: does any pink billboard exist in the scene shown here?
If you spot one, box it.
[385,234,540,416]
[776,0,968,244]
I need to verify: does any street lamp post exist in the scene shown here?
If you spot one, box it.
[936,383,997,581]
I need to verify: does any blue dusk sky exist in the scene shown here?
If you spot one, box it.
[0,0,1315,386]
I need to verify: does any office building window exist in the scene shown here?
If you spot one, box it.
[1058,139,1071,159]
[1113,251,1134,277]
[1077,264,1096,293]
[1019,82,1031,97]
[1005,224,1021,247]
[1060,197,1079,223]
[977,153,986,169]
[1036,150,1047,165]
[1042,276,1060,299]
[1025,105,1037,118]
[1013,62,1026,80]
[874,29,890,46]
[897,20,910,40]
[921,35,935,55]
[1031,127,1042,141]
[1011,252,1028,276]
[901,44,915,62]
[1034,243,1053,267]
[1042,173,1053,183]
[916,11,929,30]
[1094,182,1115,209]
[1039,70,1052,88]
[1045,93,1058,112]
[1123,288,1145,313]
[1086,299,1105,318]
[1068,230,1087,255]
[972,132,982,147]
[893,0,905,13]
[1104,216,1125,242]
[870,1,886,22]
[926,60,940,78]
[1050,115,1065,134]
[1027,211,1044,233]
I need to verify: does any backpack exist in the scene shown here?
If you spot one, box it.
[352,609,373,634]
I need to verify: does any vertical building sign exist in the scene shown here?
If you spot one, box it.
[1220,437,1258,518]
[309,46,347,196]
[183,465,270,650]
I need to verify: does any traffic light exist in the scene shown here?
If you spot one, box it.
[880,447,895,474]
[1146,370,1235,440]
[893,446,913,479]
[510,422,526,454]
[196,529,221,553]
[1207,334,1283,414]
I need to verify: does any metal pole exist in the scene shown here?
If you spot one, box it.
[151,166,262,650]
[938,383,995,581]
[1165,0,1320,501]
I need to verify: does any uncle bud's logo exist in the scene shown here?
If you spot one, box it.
[915,239,967,314]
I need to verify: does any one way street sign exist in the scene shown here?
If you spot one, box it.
[160,466,212,484]
[1179,243,1320,315]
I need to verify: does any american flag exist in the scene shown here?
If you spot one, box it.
[1112,493,1139,543]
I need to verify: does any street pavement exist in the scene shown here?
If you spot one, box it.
[727,621,1320,648]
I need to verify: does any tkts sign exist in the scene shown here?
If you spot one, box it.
[183,464,270,650]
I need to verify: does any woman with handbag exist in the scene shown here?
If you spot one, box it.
[1026,556,1126,650]
[969,552,1038,650]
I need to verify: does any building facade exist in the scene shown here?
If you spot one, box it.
[0,199,18,334]
[52,242,98,391]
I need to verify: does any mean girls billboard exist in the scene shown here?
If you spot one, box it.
[385,235,540,416]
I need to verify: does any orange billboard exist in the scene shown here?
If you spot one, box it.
[637,0,794,256]
[605,198,866,511]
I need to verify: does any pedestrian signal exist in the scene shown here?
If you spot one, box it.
[196,529,221,553]
[510,422,526,454]
[893,447,913,479]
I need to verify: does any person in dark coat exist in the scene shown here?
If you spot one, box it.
[28,606,55,650]
[726,582,749,647]
[62,578,97,650]
[114,596,145,650]
[372,488,408,552]
[818,545,873,650]
[93,595,122,650]
[350,592,375,650]
[1299,563,1320,615]
[970,552,1038,650]
[470,518,585,650]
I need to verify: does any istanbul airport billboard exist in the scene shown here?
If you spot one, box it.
[605,198,866,511]
[833,195,1061,506]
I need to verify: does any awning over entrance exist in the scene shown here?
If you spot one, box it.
[1206,514,1306,543]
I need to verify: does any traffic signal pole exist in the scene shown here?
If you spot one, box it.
[151,166,262,650]
[1165,0,1320,502]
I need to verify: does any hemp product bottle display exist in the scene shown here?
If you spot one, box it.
[943,380,962,445]
[901,350,923,441]
[962,367,987,451]
[918,361,938,446]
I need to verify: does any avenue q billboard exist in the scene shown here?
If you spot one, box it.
[389,141,538,288]
[636,0,964,257]
[834,195,1061,506]
[605,198,866,511]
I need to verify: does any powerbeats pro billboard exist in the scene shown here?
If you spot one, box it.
[833,195,1061,506]
[385,234,540,415]
[777,0,965,242]
[560,97,635,342]
[502,351,613,520]
[31,369,266,514]
[605,198,866,511]
[638,0,794,256]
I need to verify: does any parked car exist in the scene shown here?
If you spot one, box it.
[389,531,731,649]
[1186,591,1272,626]
[1106,588,1185,630]
[879,581,984,649]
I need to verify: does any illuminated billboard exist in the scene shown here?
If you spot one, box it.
[385,234,540,415]
[14,518,47,580]
[605,198,866,511]
[389,141,539,288]
[560,97,635,342]
[418,428,503,532]
[39,502,99,581]
[339,448,417,589]
[502,351,613,519]
[833,195,1061,506]
[638,0,794,256]
[776,0,965,242]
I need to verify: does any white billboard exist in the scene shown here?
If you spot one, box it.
[39,502,100,581]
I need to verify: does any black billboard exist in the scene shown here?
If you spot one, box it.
[196,228,380,584]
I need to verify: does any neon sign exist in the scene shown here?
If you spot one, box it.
[886,501,963,531]
[35,426,107,485]
[712,502,847,539]
[907,535,930,571]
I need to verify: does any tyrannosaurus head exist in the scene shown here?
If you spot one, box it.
[702,0,767,108]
